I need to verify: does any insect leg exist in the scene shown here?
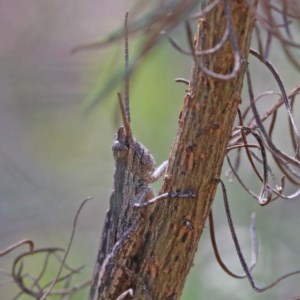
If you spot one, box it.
[134,190,195,208]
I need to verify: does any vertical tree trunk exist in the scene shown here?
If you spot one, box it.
[132,1,257,299]
[92,1,257,299]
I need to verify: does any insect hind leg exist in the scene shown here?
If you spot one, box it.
[134,190,195,208]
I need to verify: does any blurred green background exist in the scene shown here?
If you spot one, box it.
[1,1,300,299]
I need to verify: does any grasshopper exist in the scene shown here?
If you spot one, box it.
[89,12,193,300]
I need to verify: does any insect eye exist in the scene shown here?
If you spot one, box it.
[112,141,128,158]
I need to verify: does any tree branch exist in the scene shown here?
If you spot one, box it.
[133,1,257,299]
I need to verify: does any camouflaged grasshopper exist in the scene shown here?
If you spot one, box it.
[89,12,193,300]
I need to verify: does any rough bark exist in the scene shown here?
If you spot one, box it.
[132,1,257,299]
[92,0,257,299]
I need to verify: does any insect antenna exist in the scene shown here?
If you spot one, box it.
[118,92,132,140]
[124,11,130,124]
[118,11,133,141]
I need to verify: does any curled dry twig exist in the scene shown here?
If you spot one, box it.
[215,179,300,292]
[1,198,92,299]
[40,197,92,300]
[0,240,34,257]
[209,210,258,279]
